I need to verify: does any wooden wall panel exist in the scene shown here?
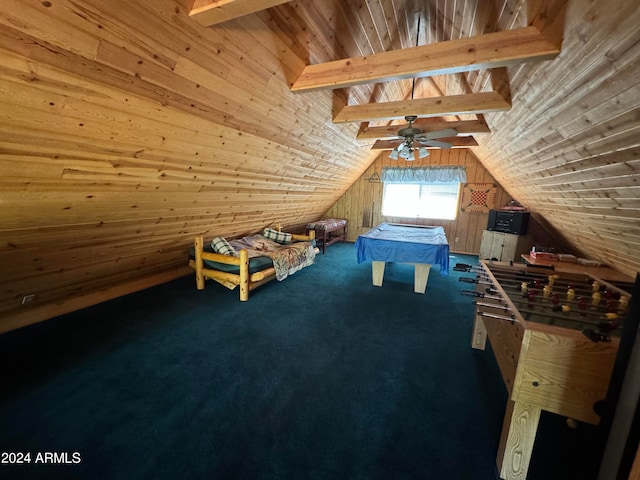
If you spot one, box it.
[472,0,640,276]
[324,149,514,255]
[0,0,377,333]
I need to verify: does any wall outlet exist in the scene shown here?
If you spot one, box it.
[455,237,460,243]
[22,294,36,305]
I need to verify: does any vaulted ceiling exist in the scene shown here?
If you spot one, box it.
[0,0,638,331]
[181,0,640,275]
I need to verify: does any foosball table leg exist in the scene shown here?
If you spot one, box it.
[497,399,542,480]
[472,313,488,350]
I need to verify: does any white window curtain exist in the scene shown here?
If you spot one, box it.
[381,166,467,184]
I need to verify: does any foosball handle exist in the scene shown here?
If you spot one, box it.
[459,277,478,284]
[460,289,483,297]
[454,263,473,271]
[582,328,611,343]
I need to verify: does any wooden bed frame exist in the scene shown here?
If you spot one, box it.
[307,219,347,254]
[190,228,315,301]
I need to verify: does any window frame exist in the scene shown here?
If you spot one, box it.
[381,181,461,220]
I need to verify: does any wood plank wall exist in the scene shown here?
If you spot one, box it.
[468,0,640,278]
[0,0,377,333]
[325,148,514,254]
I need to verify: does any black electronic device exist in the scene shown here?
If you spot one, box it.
[487,210,530,235]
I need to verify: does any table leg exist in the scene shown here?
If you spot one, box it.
[372,261,385,286]
[497,399,541,480]
[413,263,431,293]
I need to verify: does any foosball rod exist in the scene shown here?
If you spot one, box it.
[453,263,626,293]
[457,262,606,290]
[458,274,598,299]
[508,303,619,329]
[472,265,596,287]
[463,289,618,328]
[467,289,610,325]
[464,273,601,297]
[496,293,619,324]
[480,273,630,314]
[476,311,516,324]
[477,272,611,298]
[475,264,622,293]
[475,301,512,313]
[491,272,601,292]
[483,286,617,314]
[476,299,616,329]
[461,289,504,302]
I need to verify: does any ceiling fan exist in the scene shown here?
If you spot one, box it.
[389,115,458,160]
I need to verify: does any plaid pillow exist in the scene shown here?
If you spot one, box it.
[211,237,237,256]
[263,228,292,244]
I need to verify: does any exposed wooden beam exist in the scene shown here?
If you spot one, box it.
[291,26,560,93]
[372,137,479,150]
[176,0,196,10]
[490,67,512,106]
[190,0,292,26]
[333,92,511,124]
[357,119,491,139]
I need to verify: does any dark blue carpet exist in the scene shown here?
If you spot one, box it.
[0,243,603,479]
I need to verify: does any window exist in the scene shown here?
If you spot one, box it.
[379,166,466,220]
[381,182,461,220]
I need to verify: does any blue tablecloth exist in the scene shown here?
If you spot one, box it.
[355,223,450,275]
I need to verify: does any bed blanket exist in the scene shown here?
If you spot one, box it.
[229,235,315,281]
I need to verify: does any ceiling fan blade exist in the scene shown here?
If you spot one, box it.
[415,128,458,140]
[418,139,453,148]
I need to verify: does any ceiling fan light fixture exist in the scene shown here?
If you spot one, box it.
[400,145,414,160]
[387,115,456,159]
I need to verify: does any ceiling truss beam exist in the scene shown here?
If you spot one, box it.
[291,26,559,93]
[334,91,511,124]
[189,0,292,26]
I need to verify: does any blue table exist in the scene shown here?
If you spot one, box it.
[355,223,450,293]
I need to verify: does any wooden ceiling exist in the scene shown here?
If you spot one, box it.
[0,0,639,331]
[153,0,640,278]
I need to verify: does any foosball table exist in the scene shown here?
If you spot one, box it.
[458,260,634,480]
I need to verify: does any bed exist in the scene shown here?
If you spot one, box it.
[189,226,316,301]
[306,218,347,254]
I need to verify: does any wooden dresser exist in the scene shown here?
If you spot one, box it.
[479,230,534,262]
